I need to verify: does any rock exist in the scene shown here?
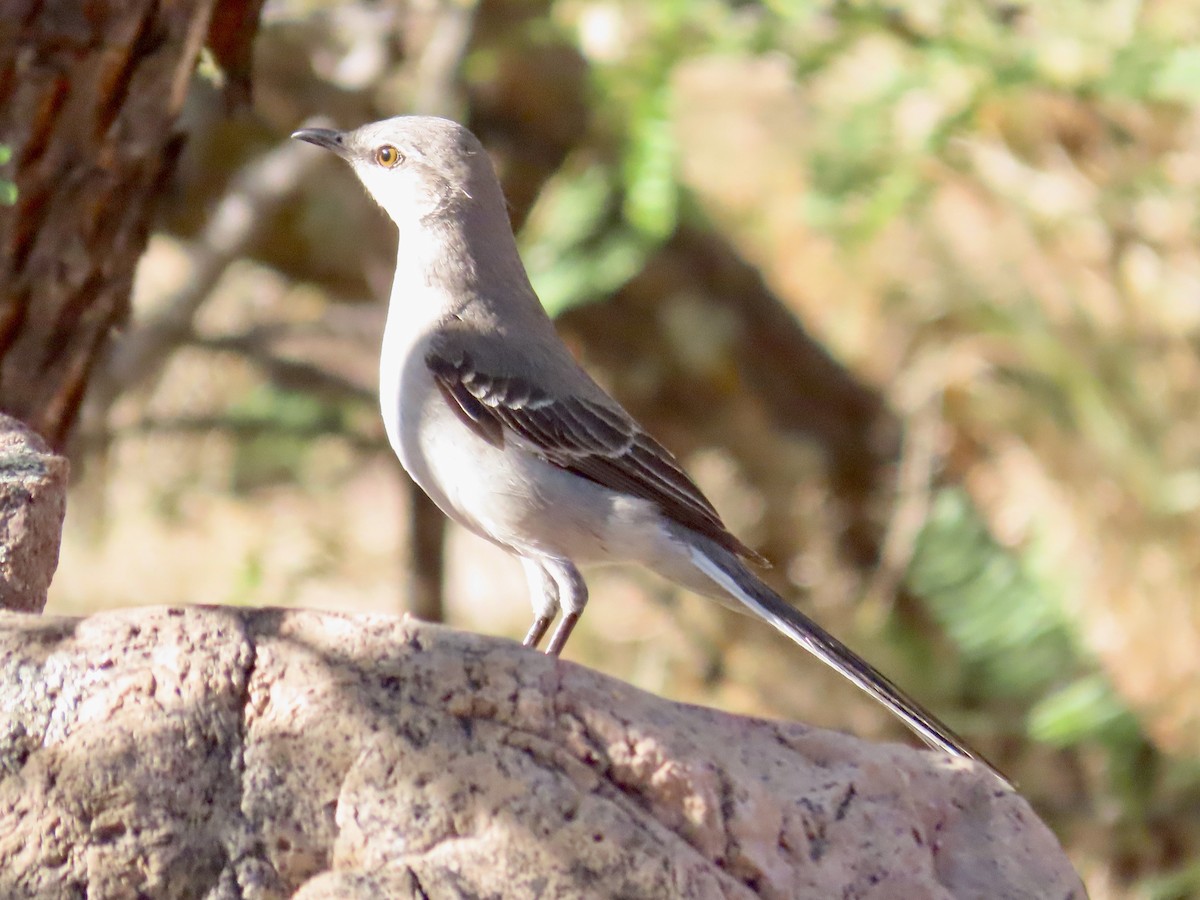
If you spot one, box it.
[0,607,1087,899]
[0,415,69,613]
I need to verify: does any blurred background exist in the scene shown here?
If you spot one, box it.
[42,0,1200,895]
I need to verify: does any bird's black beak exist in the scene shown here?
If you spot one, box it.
[291,127,347,155]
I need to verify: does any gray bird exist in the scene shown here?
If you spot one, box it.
[293,116,1001,779]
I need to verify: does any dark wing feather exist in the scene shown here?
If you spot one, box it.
[427,349,762,562]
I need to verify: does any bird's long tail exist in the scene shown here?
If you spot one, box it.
[685,537,1010,786]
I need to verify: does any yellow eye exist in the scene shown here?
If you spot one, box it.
[375,145,403,168]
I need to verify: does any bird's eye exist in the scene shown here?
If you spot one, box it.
[375,145,404,168]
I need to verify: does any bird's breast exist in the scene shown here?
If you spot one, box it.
[378,312,502,543]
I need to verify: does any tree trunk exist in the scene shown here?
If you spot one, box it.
[0,0,233,449]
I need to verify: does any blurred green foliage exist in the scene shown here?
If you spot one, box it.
[1144,859,1200,900]
[521,165,653,316]
[226,385,349,492]
[908,485,1080,701]
[907,487,1148,773]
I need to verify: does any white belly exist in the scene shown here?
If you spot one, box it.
[376,290,693,574]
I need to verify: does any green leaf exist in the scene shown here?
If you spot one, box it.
[906,487,1077,697]
[1028,674,1139,746]
[621,94,679,239]
[195,45,226,89]
[529,229,651,318]
[521,163,657,317]
[0,144,14,205]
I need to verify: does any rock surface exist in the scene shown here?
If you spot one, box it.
[0,415,68,613]
[0,606,1085,899]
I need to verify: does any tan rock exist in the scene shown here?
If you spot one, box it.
[0,415,68,613]
[0,607,1086,899]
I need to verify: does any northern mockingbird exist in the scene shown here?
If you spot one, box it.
[293,116,998,776]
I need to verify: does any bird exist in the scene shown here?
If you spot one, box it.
[292,115,1002,779]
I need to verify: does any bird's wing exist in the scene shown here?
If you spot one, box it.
[426,346,761,561]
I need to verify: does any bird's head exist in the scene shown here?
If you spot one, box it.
[292,116,495,229]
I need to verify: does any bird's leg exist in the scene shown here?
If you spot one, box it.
[523,616,553,648]
[545,612,580,657]
[541,559,587,657]
[520,557,560,650]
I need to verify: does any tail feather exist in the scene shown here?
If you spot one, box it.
[686,540,1010,786]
